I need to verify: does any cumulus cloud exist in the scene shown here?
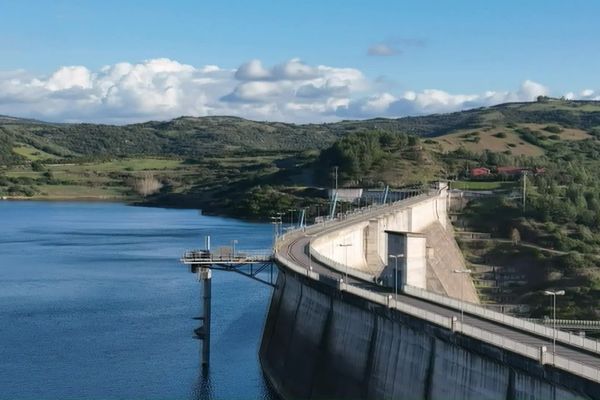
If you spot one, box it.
[234,58,318,81]
[337,80,550,118]
[577,89,600,100]
[0,58,592,124]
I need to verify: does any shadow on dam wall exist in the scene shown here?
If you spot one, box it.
[259,268,599,400]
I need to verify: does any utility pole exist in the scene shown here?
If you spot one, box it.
[334,166,338,194]
[522,171,527,213]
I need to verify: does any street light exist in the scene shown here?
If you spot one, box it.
[389,254,404,300]
[231,239,238,259]
[453,268,472,323]
[544,290,565,356]
[339,243,352,283]
[306,234,316,272]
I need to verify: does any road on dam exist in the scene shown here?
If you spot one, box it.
[279,212,600,372]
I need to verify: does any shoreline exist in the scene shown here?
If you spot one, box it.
[0,195,131,203]
[0,195,271,222]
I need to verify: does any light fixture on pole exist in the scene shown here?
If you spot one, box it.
[339,243,352,283]
[306,234,316,272]
[452,268,472,323]
[389,254,404,300]
[231,239,238,259]
[544,289,565,357]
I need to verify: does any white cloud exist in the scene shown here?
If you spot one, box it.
[367,37,426,57]
[234,59,271,81]
[581,89,594,97]
[368,43,399,56]
[0,58,592,124]
[46,66,93,91]
[337,80,551,118]
[234,58,318,81]
[518,79,548,100]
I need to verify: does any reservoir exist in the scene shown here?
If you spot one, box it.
[0,201,276,399]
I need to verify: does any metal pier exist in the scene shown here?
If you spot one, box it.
[180,241,275,369]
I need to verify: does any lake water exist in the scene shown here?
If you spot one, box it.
[0,201,277,400]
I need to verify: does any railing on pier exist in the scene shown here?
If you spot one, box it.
[523,318,600,331]
[181,250,273,265]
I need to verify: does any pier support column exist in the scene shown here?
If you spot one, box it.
[198,267,212,369]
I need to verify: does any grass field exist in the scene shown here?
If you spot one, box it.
[1,155,283,200]
[35,184,129,199]
[450,181,518,190]
[1,157,188,200]
[430,122,591,157]
[12,144,59,160]
[48,158,184,172]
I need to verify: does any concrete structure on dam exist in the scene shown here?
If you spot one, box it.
[260,184,600,400]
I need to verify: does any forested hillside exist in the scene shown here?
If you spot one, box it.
[2,99,600,165]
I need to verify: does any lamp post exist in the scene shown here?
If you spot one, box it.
[389,254,404,300]
[306,234,316,272]
[339,243,352,283]
[270,214,283,236]
[231,239,238,259]
[544,290,565,356]
[453,269,472,323]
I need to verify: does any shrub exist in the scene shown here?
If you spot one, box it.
[544,125,563,134]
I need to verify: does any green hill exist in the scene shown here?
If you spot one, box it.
[2,99,600,166]
[2,98,600,205]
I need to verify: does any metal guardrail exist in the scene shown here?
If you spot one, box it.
[523,319,600,330]
[403,285,600,355]
[181,250,272,264]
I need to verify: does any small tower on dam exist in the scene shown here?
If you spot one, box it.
[383,230,427,290]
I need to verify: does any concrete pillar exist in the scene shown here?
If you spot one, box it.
[366,219,384,271]
[198,267,212,369]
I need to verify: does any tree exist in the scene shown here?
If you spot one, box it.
[132,172,162,197]
[511,228,521,246]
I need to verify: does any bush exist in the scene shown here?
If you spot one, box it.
[31,160,45,172]
[493,132,507,138]
[543,125,563,134]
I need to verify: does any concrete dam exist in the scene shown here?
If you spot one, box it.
[258,184,600,400]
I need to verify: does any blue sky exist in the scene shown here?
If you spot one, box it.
[0,0,598,123]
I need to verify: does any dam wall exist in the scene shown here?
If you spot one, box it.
[260,269,598,400]
[310,186,477,301]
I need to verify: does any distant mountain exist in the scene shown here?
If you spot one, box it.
[1,99,600,164]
